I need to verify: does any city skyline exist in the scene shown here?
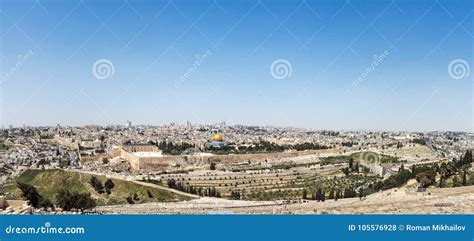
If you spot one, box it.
[2,120,473,134]
[1,0,472,132]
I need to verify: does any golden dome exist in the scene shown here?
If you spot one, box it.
[212,133,223,141]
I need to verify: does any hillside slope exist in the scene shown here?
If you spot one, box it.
[96,185,474,214]
[4,169,193,206]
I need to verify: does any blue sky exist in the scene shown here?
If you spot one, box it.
[0,0,472,131]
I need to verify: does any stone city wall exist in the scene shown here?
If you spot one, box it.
[54,136,79,150]
[79,152,109,164]
[93,147,345,172]
[135,149,342,172]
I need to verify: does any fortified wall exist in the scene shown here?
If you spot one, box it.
[135,149,341,172]
[79,145,343,173]
[54,135,79,150]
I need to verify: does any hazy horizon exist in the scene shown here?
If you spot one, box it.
[3,121,473,134]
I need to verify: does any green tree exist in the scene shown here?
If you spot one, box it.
[328,189,334,200]
[133,193,140,201]
[343,188,356,198]
[17,182,54,210]
[315,188,323,202]
[89,176,104,194]
[462,171,467,186]
[452,175,461,187]
[416,171,436,188]
[439,175,445,188]
[39,198,55,211]
[210,162,216,170]
[104,179,115,194]
[342,167,350,176]
[230,191,241,200]
[147,190,153,198]
[55,189,96,212]
[74,193,96,212]
[16,182,41,208]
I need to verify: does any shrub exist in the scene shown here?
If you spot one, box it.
[104,179,115,194]
[55,189,96,212]
[89,176,105,194]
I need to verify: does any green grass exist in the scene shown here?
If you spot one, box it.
[269,161,321,170]
[4,169,193,206]
[245,174,380,201]
[320,151,399,165]
[320,155,352,165]
[440,170,474,188]
[352,152,400,164]
[0,143,11,151]
[0,165,12,176]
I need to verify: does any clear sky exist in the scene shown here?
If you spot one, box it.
[0,0,472,132]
